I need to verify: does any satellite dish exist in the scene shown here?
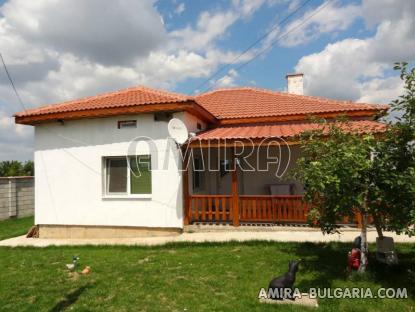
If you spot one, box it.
[168,118,189,145]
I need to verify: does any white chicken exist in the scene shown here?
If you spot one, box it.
[65,256,79,271]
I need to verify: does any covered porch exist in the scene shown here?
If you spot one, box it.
[181,121,379,227]
[182,138,310,226]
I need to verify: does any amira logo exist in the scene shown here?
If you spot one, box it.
[258,287,302,300]
[125,135,292,177]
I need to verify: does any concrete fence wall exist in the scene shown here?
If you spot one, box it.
[0,177,34,220]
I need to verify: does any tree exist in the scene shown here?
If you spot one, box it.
[293,119,375,272]
[22,161,34,176]
[368,62,415,237]
[0,160,34,176]
[292,63,415,272]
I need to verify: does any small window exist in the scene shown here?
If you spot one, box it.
[197,122,202,130]
[154,112,173,122]
[118,120,137,129]
[192,157,204,190]
[105,156,152,196]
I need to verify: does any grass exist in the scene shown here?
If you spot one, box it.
[0,216,33,240]
[0,241,414,311]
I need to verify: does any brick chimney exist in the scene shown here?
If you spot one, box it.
[286,73,304,95]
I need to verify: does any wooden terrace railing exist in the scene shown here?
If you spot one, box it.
[187,194,311,224]
[239,195,309,223]
[188,195,234,223]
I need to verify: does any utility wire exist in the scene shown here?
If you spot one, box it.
[0,51,101,175]
[0,52,26,111]
[199,0,333,94]
[191,0,314,93]
[230,0,333,77]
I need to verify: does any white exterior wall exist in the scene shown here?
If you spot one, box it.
[34,112,202,229]
[181,111,207,133]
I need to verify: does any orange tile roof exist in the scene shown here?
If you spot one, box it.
[194,87,389,119]
[192,120,386,141]
[14,86,190,117]
[14,85,389,125]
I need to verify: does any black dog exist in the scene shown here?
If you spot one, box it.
[268,260,301,300]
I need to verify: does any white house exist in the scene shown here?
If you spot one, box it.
[14,77,388,238]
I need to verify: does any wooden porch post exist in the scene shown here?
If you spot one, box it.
[231,147,240,226]
[183,148,190,225]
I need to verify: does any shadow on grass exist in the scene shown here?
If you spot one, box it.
[285,242,415,298]
[49,284,92,312]
[368,246,415,297]
[288,242,350,289]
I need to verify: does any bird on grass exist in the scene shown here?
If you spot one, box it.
[66,256,80,272]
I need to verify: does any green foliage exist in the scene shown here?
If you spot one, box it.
[293,118,375,234]
[392,62,415,127]
[293,63,415,236]
[0,160,34,177]
[368,63,415,236]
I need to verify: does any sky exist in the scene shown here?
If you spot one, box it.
[0,0,414,161]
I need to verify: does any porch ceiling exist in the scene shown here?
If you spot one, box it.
[189,120,386,145]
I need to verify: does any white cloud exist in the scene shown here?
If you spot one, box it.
[174,3,185,15]
[1,0,167,66]
[213,69,239,88]
[0,0,269,106]
[294,0,415,104]
[279,1,361,47]
[171,0,270,51]
[252,0,361,62]
[0,0,271,159]
[357,76,404,104]
[232,0,267,18]
[0,109,33,161]
[170,11,238,51]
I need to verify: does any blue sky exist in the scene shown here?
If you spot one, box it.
[0,0,414,160]
[158,0,372,94]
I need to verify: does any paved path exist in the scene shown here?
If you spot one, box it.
[0,229,414,247]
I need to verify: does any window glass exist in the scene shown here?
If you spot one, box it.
[129,156,152,194]
[107,158,127,193]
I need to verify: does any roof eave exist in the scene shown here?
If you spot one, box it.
[216,109,388,125]
[15,100,216,126]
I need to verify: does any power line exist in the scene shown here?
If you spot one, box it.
[230,0,333,78]
[0,51,101,175]
[0,52,26,111]
[191,0,314,93]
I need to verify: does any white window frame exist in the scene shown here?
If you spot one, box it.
[102,156,152,199]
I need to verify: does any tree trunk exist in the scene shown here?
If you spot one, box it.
[375,222,384,239]
[370,213,384,239]
[358,213,368,273]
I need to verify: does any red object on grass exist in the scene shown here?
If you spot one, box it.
[348,248,362,271]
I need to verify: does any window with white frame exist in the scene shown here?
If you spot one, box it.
[105,156,152,196]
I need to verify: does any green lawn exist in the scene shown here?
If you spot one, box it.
[0,241,414,311]
[0,216,33,240]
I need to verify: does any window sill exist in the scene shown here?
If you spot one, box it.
[102,194,152,200]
